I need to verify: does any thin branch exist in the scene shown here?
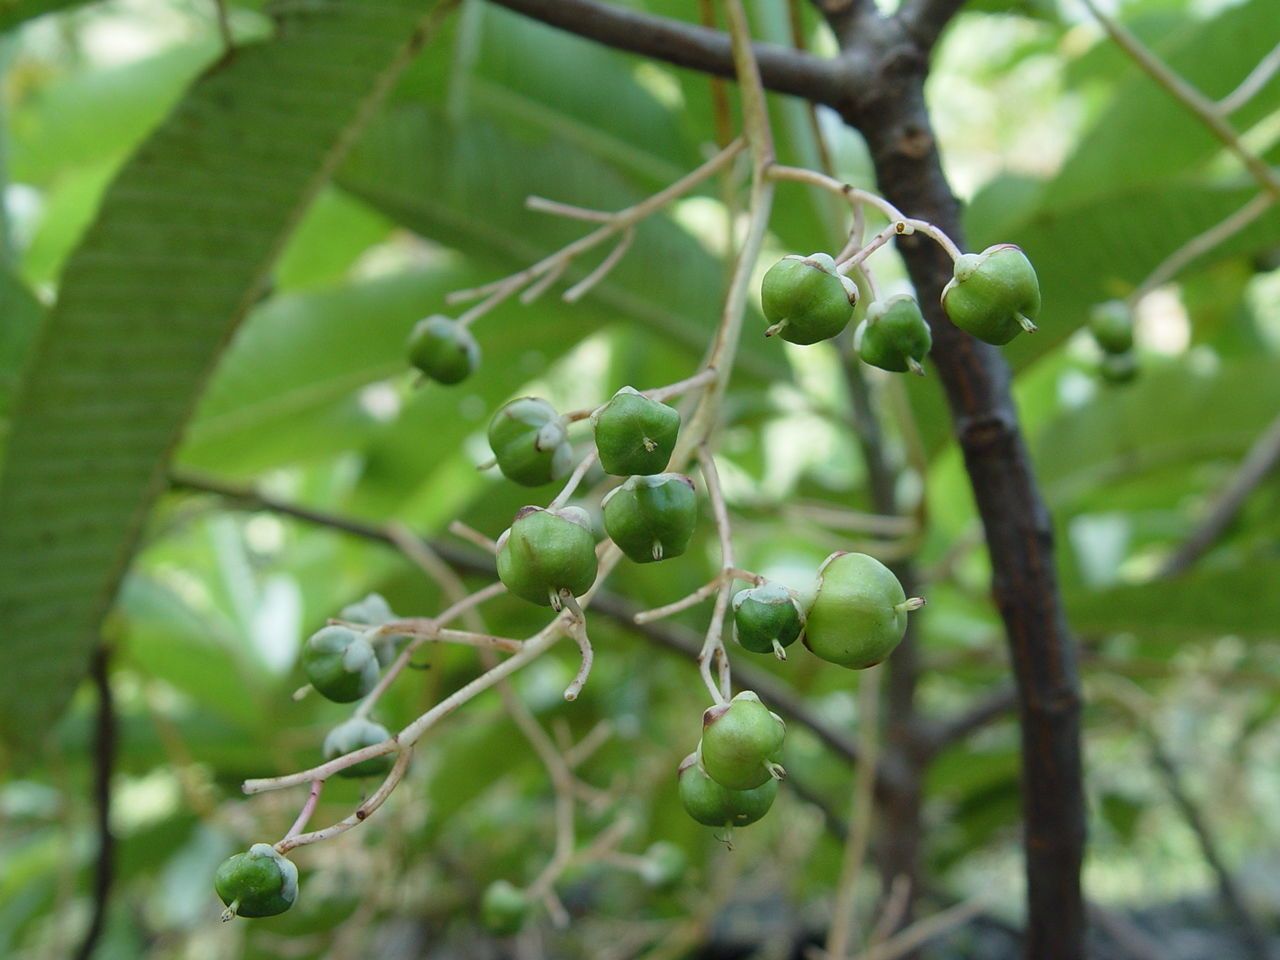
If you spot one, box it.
[446,137,747,307]
[845,51,1085,958]
[851,897,988,960]
[280,781,323,844]
[167,470,923,801]
[483,0,844,106]
[1145,729,1272,960]
[72,647,117,960]
[896,0,969,54]
[1079,0,1280,202]
[920,685,1016,757]
[1158,408,1280,578]
[826,665,883,960]
[1218,41,1280,115]
[1131,191,1274,303]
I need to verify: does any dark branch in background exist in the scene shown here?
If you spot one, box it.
[73,647,116,960]
[485,0,844,105]
[920,685,1016,757]
[896,0,971,53]
[166,470,922,803]
[1145,728,1273,960]
[837,345,928,938]
[1158,409,1280,578]
[826,7,1086,952]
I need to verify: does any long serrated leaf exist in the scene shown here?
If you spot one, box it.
[0,0,452,748]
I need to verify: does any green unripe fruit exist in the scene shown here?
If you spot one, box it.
[941,244,1040,345]
[322,717,395,779]
[803,552,923,669]
[338,593,399,666]
[1099,351,1139,384]
[602,473,697,563]
[677,753,778,828]
[732,582,804,659]
[640,841,688,891]
[700,690,786,790]
[302,625,380,703]
[488,397,572,487]
[481,880,529,935]
[339,593,395,626]
[761,252,858,345]
[497,506,598,607]
[857,295,932,375]
[406,315,480,385]
[214,843,299,920]
[1089,300,1135,355]
[592,387,680,476]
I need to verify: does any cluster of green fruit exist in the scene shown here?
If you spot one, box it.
[678,691,785,830]
[733,553,921,669]
[213,600,410,920]
[1088,300,1139,384]
[297,596,400,773]
[761,243,1041,368]
[681,554,922,831]
[489,388,699,608]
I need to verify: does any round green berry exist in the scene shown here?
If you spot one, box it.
[699,691,786,790]
[1099,351,1139,384]
[592,387,680,476]
[481,879,529,935]
[1089,300,1135,355]
[338,593,400,666]
[497,506,599,607]
[857,295,932,375]
[301,625,380,703]
[677,753,778,828]
[732,582,804,659]
[322,717,395,779]
[602,473,697,563]
[640,841,688,891]
[214,843,299,920]
[488,397,573,487]
[761,253,858,345]
[406,315,480,385]
[803,552,922,669]
[941,244,1040,345]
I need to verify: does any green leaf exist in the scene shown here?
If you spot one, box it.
[1069,563,1280,641]
[0,0,452,749]
[0,0,91,31]
[1033,356,1280,507]
[0,268,43,424]
[1043,0,1280,210]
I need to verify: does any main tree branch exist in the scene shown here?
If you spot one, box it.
[484,0,846,105]
[834,17,1084,957]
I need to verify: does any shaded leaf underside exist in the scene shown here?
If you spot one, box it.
[0,0,449,749]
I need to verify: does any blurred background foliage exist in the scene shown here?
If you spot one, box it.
[0,0,1278,957]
